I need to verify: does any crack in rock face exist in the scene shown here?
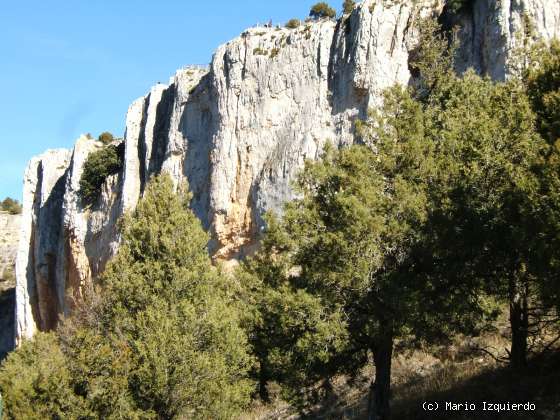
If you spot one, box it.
[14,0,560,342]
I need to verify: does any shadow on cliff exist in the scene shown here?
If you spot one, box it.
[180,72,217,231]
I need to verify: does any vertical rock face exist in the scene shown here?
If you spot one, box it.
[16,149,72,343]
[15,0,560,343]
[452,0,560,79]
[0,211,21,359]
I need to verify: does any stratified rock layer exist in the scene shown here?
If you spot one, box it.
[15,0,560,343]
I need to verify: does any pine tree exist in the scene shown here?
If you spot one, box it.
[1,175,255,419]
[244,113,491,419]
[68,174,255,419]
[410,19,557,368]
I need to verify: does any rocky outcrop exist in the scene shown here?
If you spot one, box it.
[451,0,560,79]
[0,211,21,359]
[16,149,72,343]
[0,212,20,287]
[15,0,560,343]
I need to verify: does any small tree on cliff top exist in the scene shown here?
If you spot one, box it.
[78,144,123,206]
[310,2,336,19]
[1,197,22,215]
[343,0,356,15]
[97,131,115,145]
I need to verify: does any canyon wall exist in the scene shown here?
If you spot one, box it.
[15,0,560,343]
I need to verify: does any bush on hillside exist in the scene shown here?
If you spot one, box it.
[1,267,15,285]
[309,2,336,19]
[78,144,123,206]
[343,0,355,15]
[1,198,22,215]
[97,131,114,145]
[285,18,301,29]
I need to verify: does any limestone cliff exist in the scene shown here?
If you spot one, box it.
[15,0,560,344]
[1,211,21,358]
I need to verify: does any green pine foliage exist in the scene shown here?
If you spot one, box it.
[526,40,560,145]
[411,19,556,369]
[0,198,22,215]
[78,144,123,206]
[0,175,254,419]
[524,40,560,330]
[97,131,115,144]
[342,0,355,15]
[242,18,560,419]
[309,2,336,19]
[68,174,254,418]
[0,333,88,419]
[285,18,301,29]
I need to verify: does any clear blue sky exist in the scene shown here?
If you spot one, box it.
[0,0,340,201]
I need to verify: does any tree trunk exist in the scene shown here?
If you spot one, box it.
[367,332,394,420]
[258,357,270,402]
[509,273,529,368]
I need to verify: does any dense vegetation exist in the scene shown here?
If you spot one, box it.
[0,198,22,215]
[0,176,254,419]
[1,16,560,420]
[78,144,123,206]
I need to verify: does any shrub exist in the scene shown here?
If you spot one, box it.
[285,18,301,29]
[526,40,560,145]
[97,131,114,145]
[80,175,254,418]
[309,2,336,19]
[253,47,268,56]
[1,198,22,215]
[1,266,15,285]
[0,333,87,419]
[78,144,123,206]
[343,0,355,14]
